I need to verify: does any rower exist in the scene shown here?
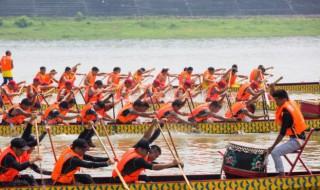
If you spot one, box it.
[84,67,106,87]
[235,81,264,102]
[1,98,33,125]
[155,68,175,90]
[40,69,58,87]
[116,99,155,124]
[112,138,181,183]
[268,87,307,176]
[114,79,134,102]
[0,138,41,187]
[35,66,47,84]
[58,64,79,89]
[51,138,114,185]
[106,67,127,89]
[174,80,200,101]
[0,50,14,85]
[26,78,50,111]
[202,67,225,90]
[57,81,76,103]
[188,101,235,123]
[20,118,51,177]
[249,65,273,83]
[225,99,266,122]
[84,80,109,103]
[1,80,24,105]
[41,101,80,125]
[205,81,228,102]
[131,68,154,91]
[77,101,108,147]
[220,66,247,87]
[178,67,194,88]
[139,80,167,104]
[157,99,193,125]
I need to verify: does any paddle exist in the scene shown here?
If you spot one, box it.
[71,90,80,113]
[155,124,194,190]
[259,73,270,120]
[99,120,118,161]
[91,125,129,190]
[111,94,116,120]
[34,121,45,187]
[45,125,57,162]
[187,90,195,109]
[147,93,193,190]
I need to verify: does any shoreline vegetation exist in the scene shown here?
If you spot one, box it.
[0,15,319,40]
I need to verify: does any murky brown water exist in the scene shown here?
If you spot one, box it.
[1,132,319,178]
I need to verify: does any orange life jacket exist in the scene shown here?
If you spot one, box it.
[51,147,82,184]
[174,87,185,99]
[133,72,143,84]
[77,104,97,124]
[42,74,54,85]
[112,148,148,183]
[236,83,251,101]
[156,103,173,119]
[84,86,101,103]
[1,85,14,104]
[156,73,167,87]
[206,83,220,101]
[20,151,30,163]
[275,100,307,136]
[0,147,22,182]
[228,73,237,86]
[57,88,72,102]
[202,70,215,89]
[0,56,13,71]
[178,71,191,87]
[86,72,96,87]
[225,101,247,120]
[36,72,47,85]
[26,84,41,101]
[189,103,209,122]
[41,103,61,124]
[249,69,263,82]
[108,73,120,86]
[58,72,76,89]
[116,103,138,124]
[3,105,29,125]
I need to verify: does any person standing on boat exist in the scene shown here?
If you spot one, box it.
[0,138,42,187]
[0,50,14,86]
[51,138,114,185]
[267,88,307,176]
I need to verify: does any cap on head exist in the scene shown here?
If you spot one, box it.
[72,138,89,150]
[11,138,30,150]
[153,80,161,86]
[8,80,18,88]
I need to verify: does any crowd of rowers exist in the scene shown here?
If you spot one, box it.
[0,63,279,186]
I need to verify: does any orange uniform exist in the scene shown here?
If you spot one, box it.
[116,103,138,124]
[112,148,148,183]
[1,85,14,104]
[178,71,191,87]
[249,69,263,83]
[77,104,97,124]
[84,86,102,103]
[0,55,13,72]
[58,72,76,89]
[275,100,307,136]
[206,83,221,102]
[155,72,167,88]
[85,72,96,87]
[51,147,82,184]
[107,73,120,87]
[202,70,215,89]
[0,147,22,182]
[189,103,210,122]
[236,83,251,101]
[225,102,247,120]
[2,105,30,125]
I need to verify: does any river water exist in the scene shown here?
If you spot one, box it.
[0,37,320,83]
[0,37,319,178]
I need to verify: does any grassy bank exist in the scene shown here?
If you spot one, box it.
[0,16,319,40]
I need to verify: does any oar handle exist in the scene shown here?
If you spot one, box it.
[100,121,118,160]
[91,126,130,190]
[46,126,57,162]
[156,124,194,190]
[273,76,283,84]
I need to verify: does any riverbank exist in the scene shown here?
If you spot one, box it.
[0,16,319,40]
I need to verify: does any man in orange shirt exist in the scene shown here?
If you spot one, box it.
[0,50,14,86]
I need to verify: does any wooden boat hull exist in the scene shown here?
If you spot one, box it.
[2,172,320,190]
[1,119,319,136]
[301,100,320,119]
